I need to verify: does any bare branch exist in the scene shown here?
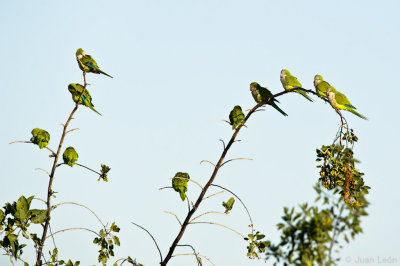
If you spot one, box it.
[65,128,80,135]
[164,211,182,226]
[45,227,100,239]
[220,157,253,168]
[190,211,228,223]
[52,202,105,228]
[202,190,226,201]
[8,140,31,145]
[177,244,200,266]
[35,168,50,177]
[200,160,216,168]
[76,163,101,175]
[131,222,163,263]
[190,221,244,238]
[173,253,215,266]
[219,139,226,150]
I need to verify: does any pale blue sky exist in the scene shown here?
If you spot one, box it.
[1,1,399,265]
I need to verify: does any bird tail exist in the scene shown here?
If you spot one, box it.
[347,108,368,120]
[89,105,102,116]
[295,89,314,102]
[271,102,288,116]
[99,69,113,78]
[179,191,186,201]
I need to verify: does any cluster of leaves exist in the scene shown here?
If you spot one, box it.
[93,222,120,265]
[0,196,47,261]
[316,129,370,206]
[244,229,270,259]
[98,164,111,182]
[263,183,368,266]
[46,248,80,266]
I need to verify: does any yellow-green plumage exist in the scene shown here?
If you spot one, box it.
[222,197,235,214]
[314,75,338,98]
[280,69,313,102]
[229,105,244,129]
[326,88,368,120]
[250,82,288,116]
[172,172,190,201]
[63,147,78,167]
[30,128,50,149]
[76,48,113,78]
[68,83,101,115]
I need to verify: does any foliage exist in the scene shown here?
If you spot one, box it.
[93,222,121,265]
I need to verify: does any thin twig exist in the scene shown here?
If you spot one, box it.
[200,160,216,168]
[220,157,253,168]
[202,190,226,201]
[45,227,100,239]
[211,184,254,232]
[159,186,173,190]
[177,244,200,266]
[51,202,106,228]
[219,139,226,150]
[173,253,215,266]
[65,128,80,135]
[34,197,47,204]
[190,211,228,223]
[131,222,163,263]
[164,211,182,226]
[189,221,244,238]
[35,168,50,176]
[76,163,101,175]
[48,223,57,251]
[8,140,31,145]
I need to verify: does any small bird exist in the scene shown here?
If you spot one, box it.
[280,69,313,102]
[68,83,101,115]
[229,105,245,129]
[76,48,113,78]
[250,82,288,116]
[31,128,50,149]
[326,88,367,120]
[314,75,337,99]
[172,172,190,201]
[63,147,78,167]
[222,197,235,214]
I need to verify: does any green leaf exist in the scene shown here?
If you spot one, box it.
[15,196,29,220]
[30,210,48,224]
[112,235,120,246]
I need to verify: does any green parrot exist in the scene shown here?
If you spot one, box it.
[172,172,190,201]
[250,82,288,116]
[222,197,235,214]
[229,105,245,129]
[30,128,50,149]
[280,69,313,102]
[68,83,101,115]
[63,147,78,167]
[314,75,338,98]
[326,88,367,120]
[76,48,113,78]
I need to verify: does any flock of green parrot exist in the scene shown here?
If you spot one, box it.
[29,49,113,167]
[28,50,367,206]
[229,69,367,130]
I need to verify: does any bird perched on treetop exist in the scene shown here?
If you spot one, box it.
[31,128,50,149]
[229,105,245,129]
[63,147,78,167]
[250,82,288,116]
[76,48,113,78]
[326,88,367,120]
[280,69,313,102]
[314,75,338,99]
[68,83,101,115]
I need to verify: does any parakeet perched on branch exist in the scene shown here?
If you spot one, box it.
[229,105,244,129]
[172,172,190,201]
[280,69,313,102]
[68,83,101,115]
[30,128,50,149]
[76,48,113,78]
[63,147,78,167]
[222,197,235,214]
[250,82,288,116]
[326,88,367,120]
[314,75,338,99]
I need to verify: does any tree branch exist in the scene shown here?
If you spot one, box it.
[131,222,163,263]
